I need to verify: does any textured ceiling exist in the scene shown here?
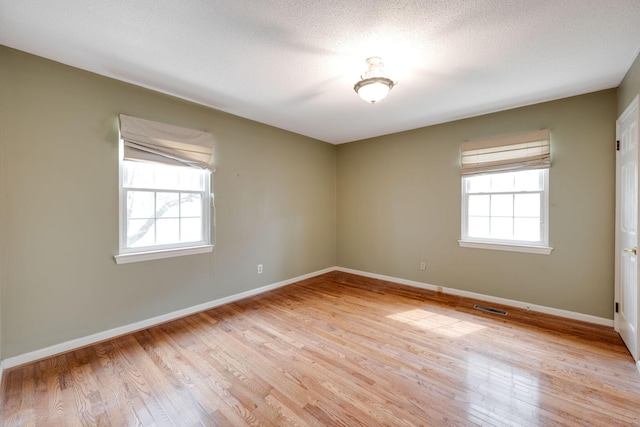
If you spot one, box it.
[1,1,639,144]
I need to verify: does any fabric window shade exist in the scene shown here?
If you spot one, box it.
[460,129,550,176]
[119,114,215,171]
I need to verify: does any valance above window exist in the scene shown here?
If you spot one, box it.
[460,129,550,176]
[118,114,215,171]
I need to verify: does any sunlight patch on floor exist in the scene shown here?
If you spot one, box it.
[387,308,486,337]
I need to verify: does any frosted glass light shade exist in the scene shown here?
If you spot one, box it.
[354,77,394,104]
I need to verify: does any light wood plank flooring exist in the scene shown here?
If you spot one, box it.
[2,271,640,426]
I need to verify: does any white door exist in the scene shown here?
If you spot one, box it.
[615,94,640,365]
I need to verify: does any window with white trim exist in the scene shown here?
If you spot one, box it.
[459,130,552,254]
[115,115,215,264]
[121,161,210,250]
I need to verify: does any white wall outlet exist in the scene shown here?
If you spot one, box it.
[257,264,263,274]
[419,261,426,271]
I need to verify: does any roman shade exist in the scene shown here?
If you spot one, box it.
[119,114,215,171]
[460,129,550,176]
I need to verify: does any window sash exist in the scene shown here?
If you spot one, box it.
[118,163,211,255]
[464,192,544,242]
[123,188,208,251]
[461,129,550,176]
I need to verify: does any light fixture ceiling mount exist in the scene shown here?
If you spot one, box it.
[353,57,396,104]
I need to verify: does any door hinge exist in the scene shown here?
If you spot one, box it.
[615,302,619,313]
[616,140,620,151]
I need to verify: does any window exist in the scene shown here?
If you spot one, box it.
[462,169,549,248]
[115,115,214,264]
[122,162,210,250]
[459,130,552,254]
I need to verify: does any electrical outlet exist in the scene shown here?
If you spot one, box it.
[419,261,426,271]
[257,264,263,274]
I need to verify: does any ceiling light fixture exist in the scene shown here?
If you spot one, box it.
[353,57,396,104]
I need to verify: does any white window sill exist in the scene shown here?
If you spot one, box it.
[114,245,214,264]
[458,240,553,255]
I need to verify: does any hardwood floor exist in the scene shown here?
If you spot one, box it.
[2,271,639,426]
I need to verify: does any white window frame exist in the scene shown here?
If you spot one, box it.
[459,169,552,254]
[114,116,214,265]
[115,161,213,264]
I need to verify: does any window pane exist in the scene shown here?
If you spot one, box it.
[514,194,540,218]
[491,194,513,217]
[181,193,202,217]
[468,195,490,216]
[181,218,203,242]
[156,218,179,245]
[468,217,490,238]
[178,168,205,191]
[490,217,513,239]
[155,167,180,190]
[123,162,154,188]
[467,175,490,193]
[156,192,180,218]
[123,161,205,191]
[127,191,154,219]
[514,218,541,241]
[490,173,515,192]
[514,169,542,191]
[127,219,155,247]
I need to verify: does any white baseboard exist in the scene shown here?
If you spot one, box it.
[2,267,335,370]
[335,267,614,327]
[2,265,615,370]
[0,361,3,386]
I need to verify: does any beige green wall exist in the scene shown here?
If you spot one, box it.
[618,52,640,115]
[0,46,337,359]
[0,44,631,362]
[337,90,617,319]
